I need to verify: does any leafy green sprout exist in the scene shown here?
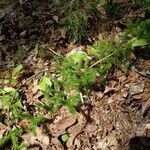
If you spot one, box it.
[2,64,24,85]
[0,128,26,150]
[61,133,69,142]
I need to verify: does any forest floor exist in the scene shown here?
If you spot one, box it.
[0,0,150,150]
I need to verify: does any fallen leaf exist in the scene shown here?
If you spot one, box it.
[21,127,49,149]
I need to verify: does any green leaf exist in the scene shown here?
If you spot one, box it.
[11,128,22,150]
[3,87,16,93]
[34,102,53,112]
[10,78,18,85]
[61,133,69,142]
[3,79,10,84]
[17,143,27,150]
[1,95,11,109]
[66,101,76,114]
[69,51,87,63]
[81,68,97,87]
[38,76,52,93]
[14,100,23,108]
[12,64,23,79]
[129,37,147,47]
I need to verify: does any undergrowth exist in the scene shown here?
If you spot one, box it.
[0,5,150,150]
[0,66,44,149]
[1,21,150,147]
[0,34,132,149]
[54,0,102,42]
[0,128,25,150]
[125,19,150,48]
[37,35,132,114]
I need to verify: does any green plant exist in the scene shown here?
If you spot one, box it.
[87,37,131,75]
[0,33,132,149]
[0,64,45,148]
[0,128,25,150]
[0,87,23,123]
[55,0,101,42]
[37,50,98,113]
[19,113,44,136]
[37,74,80,113]
[38,35,131,113]
[3,64,23,85]
[105,0,123,19]
[125,19,150,48]
[14,48,26,62]
[0,86,44,133]
[0,86,45,148]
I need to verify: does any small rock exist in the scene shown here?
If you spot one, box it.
[129,83,144,95]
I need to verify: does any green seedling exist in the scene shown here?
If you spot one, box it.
[61,133,69,142]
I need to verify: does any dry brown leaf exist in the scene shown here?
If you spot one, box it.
[51,137,64,150]
[66,113,86,148]
[21,127,49,149]
[48,115,77,137]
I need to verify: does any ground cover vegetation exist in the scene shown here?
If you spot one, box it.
[0,0,150,149]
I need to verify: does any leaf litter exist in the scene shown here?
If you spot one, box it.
[0,0,150,150]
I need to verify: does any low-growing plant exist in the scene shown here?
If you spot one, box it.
[125,19,150,48]
[0,87,45,148]
[38,35,131,113]
[19,113,44,136]
[0,66,45,148]
[14,48,26,62]
[0,86,44,131]
[3,64,23,85]
[0,35,133,149]
[37,50,99,113]
[87,37,131,75]
[0,128,25,150]
[54,0,101,42]
[0,87,23,123]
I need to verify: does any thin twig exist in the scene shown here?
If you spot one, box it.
[46,47,61,57]
[80,92,84,104]
[90,53,114,68]
[39,42,61,57]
